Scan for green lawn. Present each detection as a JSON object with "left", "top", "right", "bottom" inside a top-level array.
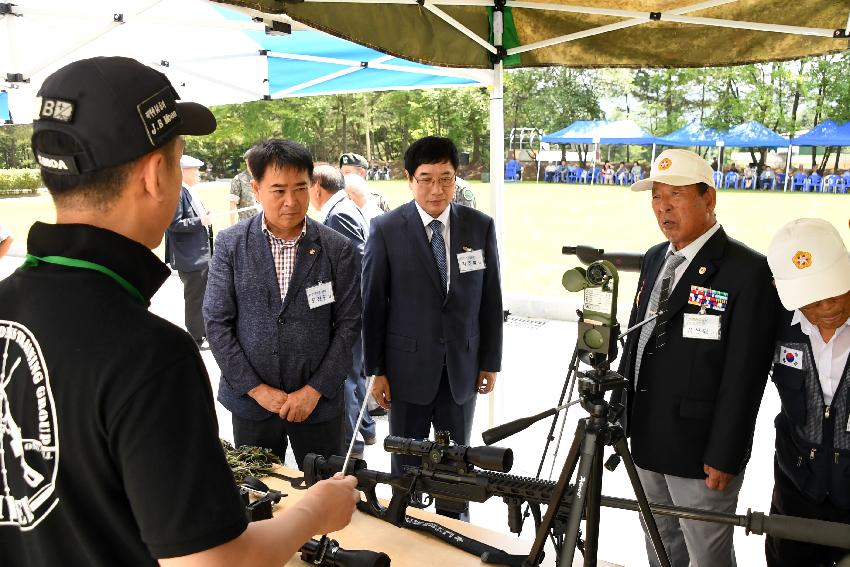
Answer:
[{"left": 3, "top": 181, "right": 848, "bottom": 302}]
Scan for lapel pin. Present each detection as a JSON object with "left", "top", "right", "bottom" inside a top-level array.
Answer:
[
  {"left": 462, "top": 246, "right": 472, "bottom": 252},
  {"left": 308, "top": 248, "right": 317, "bottom": 255},
  {"left": 698, "top": 266, "right": 707, "bottom": 275}
]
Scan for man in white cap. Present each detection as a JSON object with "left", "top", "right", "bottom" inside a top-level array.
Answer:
[
  {"left": 165, "top": 154, "right": 212, "bottom": 349},
  {"left": 765, "top": 219, "right": 850, "bottom": 566},
  {"left": 619, "top": 148, "right": 779, "bottom": 566}
]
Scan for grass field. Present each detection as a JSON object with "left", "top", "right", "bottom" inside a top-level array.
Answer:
[{"left": 3, "top": 180, "right": 849, "bottom": 304}]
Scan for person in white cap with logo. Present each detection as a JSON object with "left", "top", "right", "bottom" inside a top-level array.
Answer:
[
  {"left": 165, "top": 154, "right": 212, "bottom": 349},
  {"left": 618, "top": 148, "right": 779, "bottom": 566},
  {"left": 765, "top": 218, "right": 850, "bottom": 566}
]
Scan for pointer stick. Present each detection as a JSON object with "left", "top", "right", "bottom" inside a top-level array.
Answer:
[{"left": 341, "top": 375, "right": 376, "bottom": 475}]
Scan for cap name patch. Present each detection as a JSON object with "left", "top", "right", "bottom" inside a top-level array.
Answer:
[
  {"left": 792, "top": 250, "right": 813, "bottom": 270},
  {"left": 35, "top": 151, "right": 79, "bottom": 175},
  {"left": 136, "top": 86, "right": 179, "bottom": 147},
  {"left": 38, "top": 98, "right": 75, "bottom": 123}
]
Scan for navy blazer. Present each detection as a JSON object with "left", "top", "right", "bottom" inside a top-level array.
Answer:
[
  {"left": 617, "top": 227, "right": 779, "bottom": 478},
  {"left": 165, "top": 185, "right": 209, "bottom": 272},
  {"left": 204, "top": 215, "right": 362, "bottom": 422},
  {"left": 362, "top": 201, "right": 503, "bottom": 406},
  {"left": 323, "top": 192, "right": 367, "bottom": 259}
]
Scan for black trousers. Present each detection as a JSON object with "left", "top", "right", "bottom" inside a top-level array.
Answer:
[
  {"left": 389, "top": 368, "right": 476, "bottom": 519},
  {"left": 232, "top": 413, "right": 343, "bottom": 471},
  {"left": 766, "top": 461, "right": 850, "bottom": 566},
  {"left": 178, "top": 267, "right": 207, "bottom": 343}
]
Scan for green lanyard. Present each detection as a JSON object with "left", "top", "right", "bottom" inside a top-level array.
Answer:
[{"left": 23, "top": 254, "right": 146, "bottom": 305}]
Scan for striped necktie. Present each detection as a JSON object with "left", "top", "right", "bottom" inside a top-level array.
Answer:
[
  {"left": 633, "top": 252, "right": 686, "bottom": 383},
  {"left": 429, "top": 219, "right": 447, "bottom": 293}
]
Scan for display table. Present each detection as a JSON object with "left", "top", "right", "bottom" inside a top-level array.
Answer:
[{"left": 264, "top": 467, "right": 619, "bottom": 567}]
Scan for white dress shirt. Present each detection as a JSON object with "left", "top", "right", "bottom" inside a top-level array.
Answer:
[
  {"left": 661, "top": 222, "right": 723, "bottom": 290},
  {"left": 415, "top": 201, "right": 451, "bottom": 292},
  {"left": 317, "top": 189, "right": 348, "bottom": 224},
  {"left": 792, "top": 310, "right": 850, "bottom": 405}
]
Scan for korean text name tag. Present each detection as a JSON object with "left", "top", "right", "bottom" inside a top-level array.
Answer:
[
  {"left": 457, "top": 249, "right": 485, "bottom": 273},
  {"left": 683, "top": 313, "right": 721, "bottom": 340},
  {"left": 306, "top": 281, "right": 335, "bottom": 309}
]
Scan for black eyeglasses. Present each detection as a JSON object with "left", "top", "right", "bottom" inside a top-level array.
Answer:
[{"left": 413, "top": 174, "right": 456, "bottom": 189}]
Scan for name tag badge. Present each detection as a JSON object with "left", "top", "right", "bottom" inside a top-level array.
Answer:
[
  {"left": 779, "top": 346, "right": 804, "bottom": 370},
  {"left": 682, "top": 313, "right": 721, "bottom": 340},
  {"left": 457, "top": 249, "right": 485, "bottom": 273},
  {"left": 306, "top": 281, "right": 335, "bottom": 309}
]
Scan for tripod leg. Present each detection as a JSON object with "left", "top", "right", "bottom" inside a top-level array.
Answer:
[
  {"left": 524, "top": 420, "right": 585, "bottom": 566},
  {"left": 582, "top": 443, "right": 605, "bottom": 567},
  {"left": 558, "top": 425, "right": 600, "bottom": 567},
  {"left": 613, "top": 436, "right": 671, "bottom": 567}
]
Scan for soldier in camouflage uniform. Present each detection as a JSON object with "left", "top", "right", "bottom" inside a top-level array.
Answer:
[
  {"left": 452, "top": 176, "right": 477, "bottom": 209},
  {"left": 339, "top": 152, "right": 390, "bottom": 213},
  {"left": 229, "top": 148, "right": 259, "bottom": 224}
]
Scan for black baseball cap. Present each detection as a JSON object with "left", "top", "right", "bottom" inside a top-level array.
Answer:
[
  {"left": 32, "top": 56, "right": 216, "bottom": 175},
  {"left": 339, "top": 152, "right": 368, "bottom": 169}
]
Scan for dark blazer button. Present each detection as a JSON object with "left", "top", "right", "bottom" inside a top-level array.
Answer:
[
  {"left": 272, "top": 350, "right": 278, "bottom": 357},
  {"left": 277, "top": 316, "right": 285, "bottom": 325}
]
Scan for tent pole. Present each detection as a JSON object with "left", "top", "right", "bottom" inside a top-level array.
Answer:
[
  {"left": 784, "top": 144, "right": 792, "bottom": 192},
  {"left": 487, "top": 10, "right": 506, "bottom": 431},
  {"left": 651, "top": 142, "right": 657, "bottom": 164},
  {"left": 591, "top": 142, "right": 598, "bottom": 185}
]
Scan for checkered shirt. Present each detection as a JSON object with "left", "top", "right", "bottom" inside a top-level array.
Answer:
[{"left": 262, "top": 215, "right": 307, "bottom": 300}]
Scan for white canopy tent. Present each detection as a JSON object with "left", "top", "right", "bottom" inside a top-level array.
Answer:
[{"left": 0, "top": 0, "right": 491, "bottom": 122}]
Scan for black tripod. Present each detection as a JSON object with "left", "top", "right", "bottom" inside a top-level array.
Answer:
[{"left": 523, "top": 366, "right": 670, "bottom": 567}]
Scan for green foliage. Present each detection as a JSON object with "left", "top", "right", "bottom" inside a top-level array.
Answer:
[
  {"left": 221, "top": 439, "right": 282, "bottom": 481},
  {"left": 0, "top": 169, "right": 41, "bottom": 197},
  {"left": 0, "top": 125, "right": 37, "bottom": 170}
]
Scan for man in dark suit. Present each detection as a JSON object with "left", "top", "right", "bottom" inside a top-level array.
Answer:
[
  {"left": 309, "top": 164, "right": 375, "bottom": 459},
  {"left": 204, "top": 140, "right": 362, "bottom": 469},
  {"left": 165, "top": 154, "right": 211, "bottom": 349},
  {"left": 620, "top": 149, "right": 778, "bottom": 566},
  {"left": 362, "top": 136, "right": 503, "bottom": 518}
]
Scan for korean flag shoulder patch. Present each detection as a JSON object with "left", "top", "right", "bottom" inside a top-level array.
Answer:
[{"left": 779, "top": 345, "right": 804, "bottom": 369}]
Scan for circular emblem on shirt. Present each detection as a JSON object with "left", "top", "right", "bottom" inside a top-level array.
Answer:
[
  {"left": 0, "top": 320, "right": 59, "bottom": 530},
  {"left": 462, "top": 188, "right": 474, "bottom": 200},
  {"left": 792, "top": 250, "right": 813, "bottom": 270},
  {"left": 658, "top": 158, "right": 673, "bottom": 171}
]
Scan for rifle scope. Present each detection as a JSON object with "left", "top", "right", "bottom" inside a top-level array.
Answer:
[{"left": 383, "top": 435, "right": 513, "bottom": 473}]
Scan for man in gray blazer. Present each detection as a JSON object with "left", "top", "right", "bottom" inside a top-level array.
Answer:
[{"left": 204, "top": 140, "right": 362, "bottom": 468}]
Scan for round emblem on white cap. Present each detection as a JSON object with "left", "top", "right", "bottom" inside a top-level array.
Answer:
[{"left": 792, "top": 250, "right": 813, "bottom": 270}]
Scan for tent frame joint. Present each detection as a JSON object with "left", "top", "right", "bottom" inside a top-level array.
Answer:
[
  {"left": 113, "top": 13, "right": 124, "bottom": 23},
  {"left": 649, "top": 12, "right": 662, "bottom": 21},
  {"left": 834, "top": 28, "right": 848, "bottom": 39},
  {"left": 493, "top": 0, "right": 507, "bottom": 11},
  {"left": 489, "top": 46, "right": 508, "bottom": 64},
  {"left": 5, "top": 73, "right": 27, "bottom": 84},
  {"left": 0, "top": 3, "right": 16, "bottom": 16}
]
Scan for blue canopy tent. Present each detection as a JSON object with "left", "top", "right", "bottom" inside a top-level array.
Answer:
[
  {"left": 790, "top": 120, "right": 850, "bottom": 146},
  {"left": 0, "top": 91, "right": 9, "bottom": 123},
  {"left": 789, "top": 120, "right": 850, "bottom": 192},
  {"left": 717, "top": 121, "right": 790, "bottom": 191},
  {"left": 655, "top": 122, "right": 723, "bottom": 147},
  {"left": 721, "top": 120, "right": 789, "bottom": 148},
  {"left": 541, "top": 120, "right": 656, "bottom": 184}
]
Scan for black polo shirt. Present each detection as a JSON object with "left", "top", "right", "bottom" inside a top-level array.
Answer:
[{"left": 0, "top": 222, "right": 246, "bottom": 565}]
